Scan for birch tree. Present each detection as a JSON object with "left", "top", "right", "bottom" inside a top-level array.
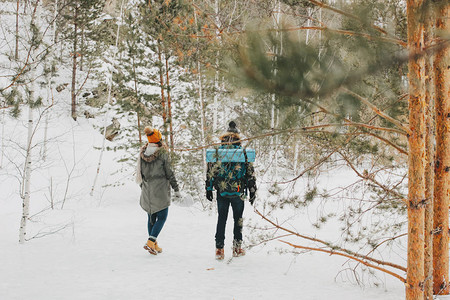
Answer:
[{"left": 18, "top": 0, "right": 44, "bottom": 244}]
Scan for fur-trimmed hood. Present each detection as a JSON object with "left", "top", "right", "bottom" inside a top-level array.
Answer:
[
  {"left": 219, "top": 132, "right": 241, "bottom": 143},
  {"left": 140, "top": 143, "right": 164, "bottom": 163}
]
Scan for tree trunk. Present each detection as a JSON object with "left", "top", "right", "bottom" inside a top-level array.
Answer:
[
  {"left": 71, "top": 2, "right": 78, "bottom": 121},
  {"left": 16, "top": 0, "right": 19, "bottom": 60},
  {"left": 271, "top": 0, "right": 281, "bottom": 178},
  {"left": 157, "top": 42, "right": 167, "bottom": 137},
  {"left": 19, "top": 102, "right": 33, "bottom": 243},
  {"left": 213, "top": 0, "right": 219, "bottom": 133},
  {"left": 165, "top": 54, "right": 174, "bottom": 150},
  {"left": 53, "top": 0, "right": 58, "bottom": 44},
  {"left": 406, "top": 0, "right": 426, "bottom": 299},
  {"left": 198, "top": 61, "right": 207, "bottom": 177},
  {"left": 193, "top": 3, "right": 207, "bottom": 176},
  {"left": 80, "top": 24, "right": 84, "bottom": 71},
  {"left": 432, "top": 2, "right": 450, "bottom": 295},
  {"left": 132, "top": 58, "right": 142, "bottom": 145},
  {"left": 423, "top": 4, "right": 435, "bottom": 299},
  {"left": 213, "top": 57, "right": 219, "bottom": 133}
]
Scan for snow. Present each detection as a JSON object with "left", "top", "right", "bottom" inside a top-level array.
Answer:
[
  {"left": 0, "top": 1, "right": 406, "bottom": 299},
  {"left": 0, "top": 191, "right": 405, "bottom": 300},
  {"left": 0, "top": 119, "right": 405, "bottom": 300},
  {"left": 0, "top": 84, "right": 406, "bottom": 300}
]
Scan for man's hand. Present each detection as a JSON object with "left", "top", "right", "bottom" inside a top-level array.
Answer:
[
  {"left": 249, "top": 192, "right": 256, "bottom": 205},
  {"left": 206, "top": 190, "right": 213, "bottom": 201}
]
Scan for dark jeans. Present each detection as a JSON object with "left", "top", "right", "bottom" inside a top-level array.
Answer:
[
  {"left": 147, "top": 207, "right": 168, "bottom": 240},
  {"left": 215, "top": 194, "right": 244, "bottom": 249}
]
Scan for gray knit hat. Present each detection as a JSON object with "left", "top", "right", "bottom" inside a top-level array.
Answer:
[{"left": 227, "top": 121, "right": 239, "bottom": 134}]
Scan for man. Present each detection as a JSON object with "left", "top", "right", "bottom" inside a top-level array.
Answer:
[{"left": 206, "top": 121, "right": 257, "bottom": 260}]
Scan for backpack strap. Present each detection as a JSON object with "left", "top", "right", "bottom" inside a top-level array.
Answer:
[
  {"left": 243, "top": 148, "right": 248, "bottom": 195},
  {"left": 243, "top": 148, "right": 248, "bottom": 164}
]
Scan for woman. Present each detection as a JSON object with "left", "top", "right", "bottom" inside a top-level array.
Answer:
[{"left": 136, "top": 126, "right": 181, "bottom": 255}]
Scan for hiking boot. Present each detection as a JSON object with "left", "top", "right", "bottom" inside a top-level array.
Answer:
[
  {"left": 232, "top": 240, "right": 245, "bottom": 257},
  {"left": 154, "top": 241, "right": 162, "bottom": 253},
  {"left": 144, "top": 240, "right": 157, "bottom": 255},
  {"left": 232, "top": 247, "right": 246, "bottom": 257},
  {"left": 215, "top": 248, "right": 225, "bottom": 260}
]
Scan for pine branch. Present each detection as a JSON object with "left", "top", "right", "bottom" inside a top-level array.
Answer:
[
  {"left": 341, "top": 88, "right": 411, "bottom": 135},
  {"left": 360, "top": 132, "right": 407, "bottom": 155},
  {"left": 276, "top": 149, "right": 336, "bottom": 184},
  {"left": 174, "top": 26, "right": 406, "bottom": 47},
  {"left": 337, "top": 150, "right": 407, "bottom": 205},
  {"left": 302, "top": 0, "right": 390, "bottom": 37},
  {"left": 254, "top": 209, "right": 407, "bottom": 273},
  {"left": 302, "top": 122, "right": 407, "bottom": 135},
  {"left": 279, "top": 240, "right": 406, "bottom": 283}
]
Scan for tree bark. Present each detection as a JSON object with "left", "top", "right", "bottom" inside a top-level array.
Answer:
[
  {"left": 432, "top": 2, "right": 450, "bottom": 296},
  {"left": 19, "top": 94, "right": 33, "bottom": 244},
  {"left": 16, "top": 0, "right": 19, "bottom": 60},
  {"left": 157, "top": 42, "right": 167, "bottom": 136},
  {"left": 406, "top": 0, "right": 426, "bottom": 299},
  {"left": 423, "top": 4, "right": 435, "bottom": 299},
  {"left": 53, "top": 0, "right": 58, "bottom": 44},
  {"left": 132, "top": 58, "right": 142, "bottom": 145},
  {"left": 193, "top": 3, "right": 207, "bottom": 176},
  {"left": 165, "top": 54, "right": 174, "bottom": 150},
  {"left": 71, "top": 2, "right": 78, "bottom": 121},
  {"left": 213, "top": 0, "right": 219, "bottom": 133},
  {"left": 80, "top": 24, "right": 84, "bottom": 71}
]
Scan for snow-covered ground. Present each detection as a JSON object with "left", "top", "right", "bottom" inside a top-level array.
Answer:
[
  {"left": 0, "top": 78, "right": 406, "bottom": 299},
  {"left": 0, "top": 188, "right": 405, "bottom": 300},
  {"left": 0, "top": 113, "right": 405, "bottom": 300}
]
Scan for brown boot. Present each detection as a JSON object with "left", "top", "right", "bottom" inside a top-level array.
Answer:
[
  {"left": 232, "top": 247, "right": 246, "bottom": 257},
  {"left": 154, "top": 241, "right": 163, "bottom": 253},
  {"left": 232, "top": 240, "right": 245, "bottom": 257},
  {"left": 143, "top": 240, "right": 157, "bottom": 255},
  {"left": 215, "top": 248, "right": 225, "bottom": 260}
]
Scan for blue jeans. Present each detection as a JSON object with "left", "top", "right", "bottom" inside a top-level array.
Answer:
[
  {"left": 147, "top": 208, "right": 168, "bottom": 240},
  {"left": 215, "top": 194, "right": 244, "bottom": 249}
]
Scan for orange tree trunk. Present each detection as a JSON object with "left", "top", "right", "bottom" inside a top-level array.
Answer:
[
  {"left": 406, "top": 0, "right": 426, "bottom": 299},
  {"left": 423, "top": 4, "right": 435, "bottom": 299},
  {"left": 432, "top": 2, "right": 450, "bottom": 295}
]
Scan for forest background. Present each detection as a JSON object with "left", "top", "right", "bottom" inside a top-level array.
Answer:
[{"left": 0, "top": 0, "right": 449, "bottom": 299}]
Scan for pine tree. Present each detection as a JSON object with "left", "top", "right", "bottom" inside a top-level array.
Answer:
[{"left": 57, "top": 0, "right": 106, "bottom": 120}]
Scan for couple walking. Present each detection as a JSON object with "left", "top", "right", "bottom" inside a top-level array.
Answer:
[{"left": 136, "top": 122, "right": 257, "bottom": 260}]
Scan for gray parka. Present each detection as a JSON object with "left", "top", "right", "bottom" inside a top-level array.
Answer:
[{"left": 138, "top": 144, "right": 179, "bottom": 215}]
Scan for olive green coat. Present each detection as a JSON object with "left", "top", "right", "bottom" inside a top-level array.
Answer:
[{"left": 138, "top": 144, "right": 179, "bottom": 215}]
